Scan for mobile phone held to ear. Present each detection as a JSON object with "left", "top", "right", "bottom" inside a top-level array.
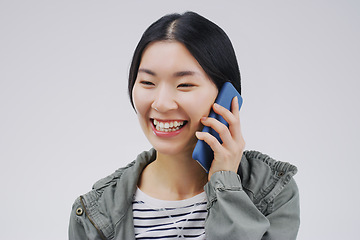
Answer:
[{"left": 192, "top": 82, "right": 243, "bottom": 172}]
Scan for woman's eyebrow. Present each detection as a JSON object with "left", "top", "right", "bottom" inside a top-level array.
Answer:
[
  {"left": 173, "top": 71, "right": 197, "bottom": 77},
  {"left": 138, "top": 68, "right": 198, "bottom": 77},
  {"left": 138, "top": 68, "right": 156, "bottom": 76}
]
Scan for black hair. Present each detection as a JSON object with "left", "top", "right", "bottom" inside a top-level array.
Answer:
[{"left": 128, "top": 11, "right": 241, "bottom": 108}]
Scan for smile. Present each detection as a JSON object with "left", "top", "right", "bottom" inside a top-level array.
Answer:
[{"left": 152, "top": 119, "right": 187, "bottom": 132}]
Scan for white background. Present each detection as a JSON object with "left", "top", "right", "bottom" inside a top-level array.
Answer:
[{"left": 1, "top": 1, "right": 359, "bottom": 239}]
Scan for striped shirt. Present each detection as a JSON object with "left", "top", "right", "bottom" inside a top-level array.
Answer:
[{"left": 133, "top": 188, "right": 208, "bottom": 239}]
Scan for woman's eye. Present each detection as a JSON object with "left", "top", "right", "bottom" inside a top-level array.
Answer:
[
  {"left": 140, "top": 81, "right": 154, "bottom": 86},
  {"left": 178, "top": 83, "right": 194, "bottom": 88}
]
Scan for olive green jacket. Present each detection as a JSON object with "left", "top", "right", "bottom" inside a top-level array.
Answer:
[{"left": 69, "top": 149, "right": 300, "bottom": 240}]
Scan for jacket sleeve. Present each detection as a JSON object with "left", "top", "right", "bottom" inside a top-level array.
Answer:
[
  {"left": 204, "top": 171, "right": 300, "bottom": 240},
  {"left": 68, "top": 197, "right": 104, "bottom": 240},
  {"left": 262, "top": 178, "right": 300, "bottom": 239}
]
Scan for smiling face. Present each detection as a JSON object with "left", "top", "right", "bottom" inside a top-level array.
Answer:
[{"left": 132, "top": 41, "right": 218, "bottom": 156}]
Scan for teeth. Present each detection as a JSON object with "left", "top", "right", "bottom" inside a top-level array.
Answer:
[{"left": 153, "top": 119, "right": 185, "bottom": 132}]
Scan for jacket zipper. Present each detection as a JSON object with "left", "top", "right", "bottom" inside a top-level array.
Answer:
[{"left": 80, "top": 196, "right": 107, "bottom": 240}]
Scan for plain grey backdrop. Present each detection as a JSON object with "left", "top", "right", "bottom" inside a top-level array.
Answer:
[{"left": 1, "top": 0, "right": 359, "bottom": 239}]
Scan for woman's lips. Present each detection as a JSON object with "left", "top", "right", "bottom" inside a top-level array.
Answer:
[{"left": 151, "top": 119, "right": 188, "bottom": 137}]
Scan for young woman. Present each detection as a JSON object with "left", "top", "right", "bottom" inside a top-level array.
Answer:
[{"left": 69, "top": 11, "right": 300, "bottom": 240}]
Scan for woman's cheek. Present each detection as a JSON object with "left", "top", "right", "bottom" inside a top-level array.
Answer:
[{"left": 133, "top": 87, "right": 149, "bottom": 114}]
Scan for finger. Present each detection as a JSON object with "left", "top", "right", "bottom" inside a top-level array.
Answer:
[
  {"left": 212, "top": 97, "right": 242, "bottom": 141},
  {"left": 227, "top": 97, "right": 242, "bottom": 140},
  {"left": 212, "top": 102, "right": 236, "bottom": 125},
  {"left": 212, "top": 96, "right": 239, "bottom": 126},
  {"left": 195, "top": 131, "right": 223, "bottom": 153},
  {"left": 200, "top": 117, "right": 233, "bottom": 146},
  {"left": 231, "top": 96, "right": 240, "bottom": 116}
]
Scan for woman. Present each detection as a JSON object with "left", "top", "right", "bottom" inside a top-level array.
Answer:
[{"left": 69, "top": 11, "right": 300, "bottom": 240}]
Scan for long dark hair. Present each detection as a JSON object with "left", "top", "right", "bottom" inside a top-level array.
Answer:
[{"left": 128, "top": 11, "right": 241, "bottom": 108}]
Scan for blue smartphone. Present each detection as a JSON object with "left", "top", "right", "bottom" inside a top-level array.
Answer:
[{"left": 192, "top": 82, "right": 243, "bottom": 172}]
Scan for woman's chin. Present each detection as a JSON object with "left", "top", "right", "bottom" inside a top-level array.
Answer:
[
  {"left": 154, "top": 145, "right": 184, "bottom": 156},
  {"left": 152, "top": 142, "right": 196, "bottom": 158}
]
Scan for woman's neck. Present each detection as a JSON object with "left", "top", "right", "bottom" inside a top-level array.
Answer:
[{"left": 138, "top": 150, "right": 208, "bottom": 201}]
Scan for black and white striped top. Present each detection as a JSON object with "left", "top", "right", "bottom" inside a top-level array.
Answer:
[{"left": 133, "top": 187, "right": 208, "bottom": 239}]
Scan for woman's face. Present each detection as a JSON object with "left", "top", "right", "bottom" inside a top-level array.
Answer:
[{"left": 132, "top": 41, "right": 218, "bottom": 156}]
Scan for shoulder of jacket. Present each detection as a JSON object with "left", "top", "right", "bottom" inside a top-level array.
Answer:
[
  {"left": 91, "top": 160, "right": 136, "bottom": 191},
  {"left": 91, "top": 148, "right": 157, "bottom": 191},
  {"left": 69, "top": 149, "right": 157, "bottom": 239},
  {"left": 69, "top": 160, "right": 136, "bottom": 229},
  {"left": 240, "top": 150, "right": 298, "bottom": 208},
  {"left": 243, "top": 150, "right": 297, "bottom": 177},
  {"left": 73, "top": 148, "right": 156, "bottom": 211},
  {"left": 71, "top": 160, "right": 136, "bottom": 214}
]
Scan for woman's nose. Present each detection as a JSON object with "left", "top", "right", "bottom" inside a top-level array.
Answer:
[{"left": 151, "top": 87, "right": 178, "bottom": 112}]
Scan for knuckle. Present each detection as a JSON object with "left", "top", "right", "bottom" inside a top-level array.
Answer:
[
  {"left": 208, "top": 136, "right": 219, "bottom": 146},
  {"left": 218, "top": 124, "right": 228, "bottom": 134},
  {"left": 229, "top": 116, "right": 239, "bottom": 125}
]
